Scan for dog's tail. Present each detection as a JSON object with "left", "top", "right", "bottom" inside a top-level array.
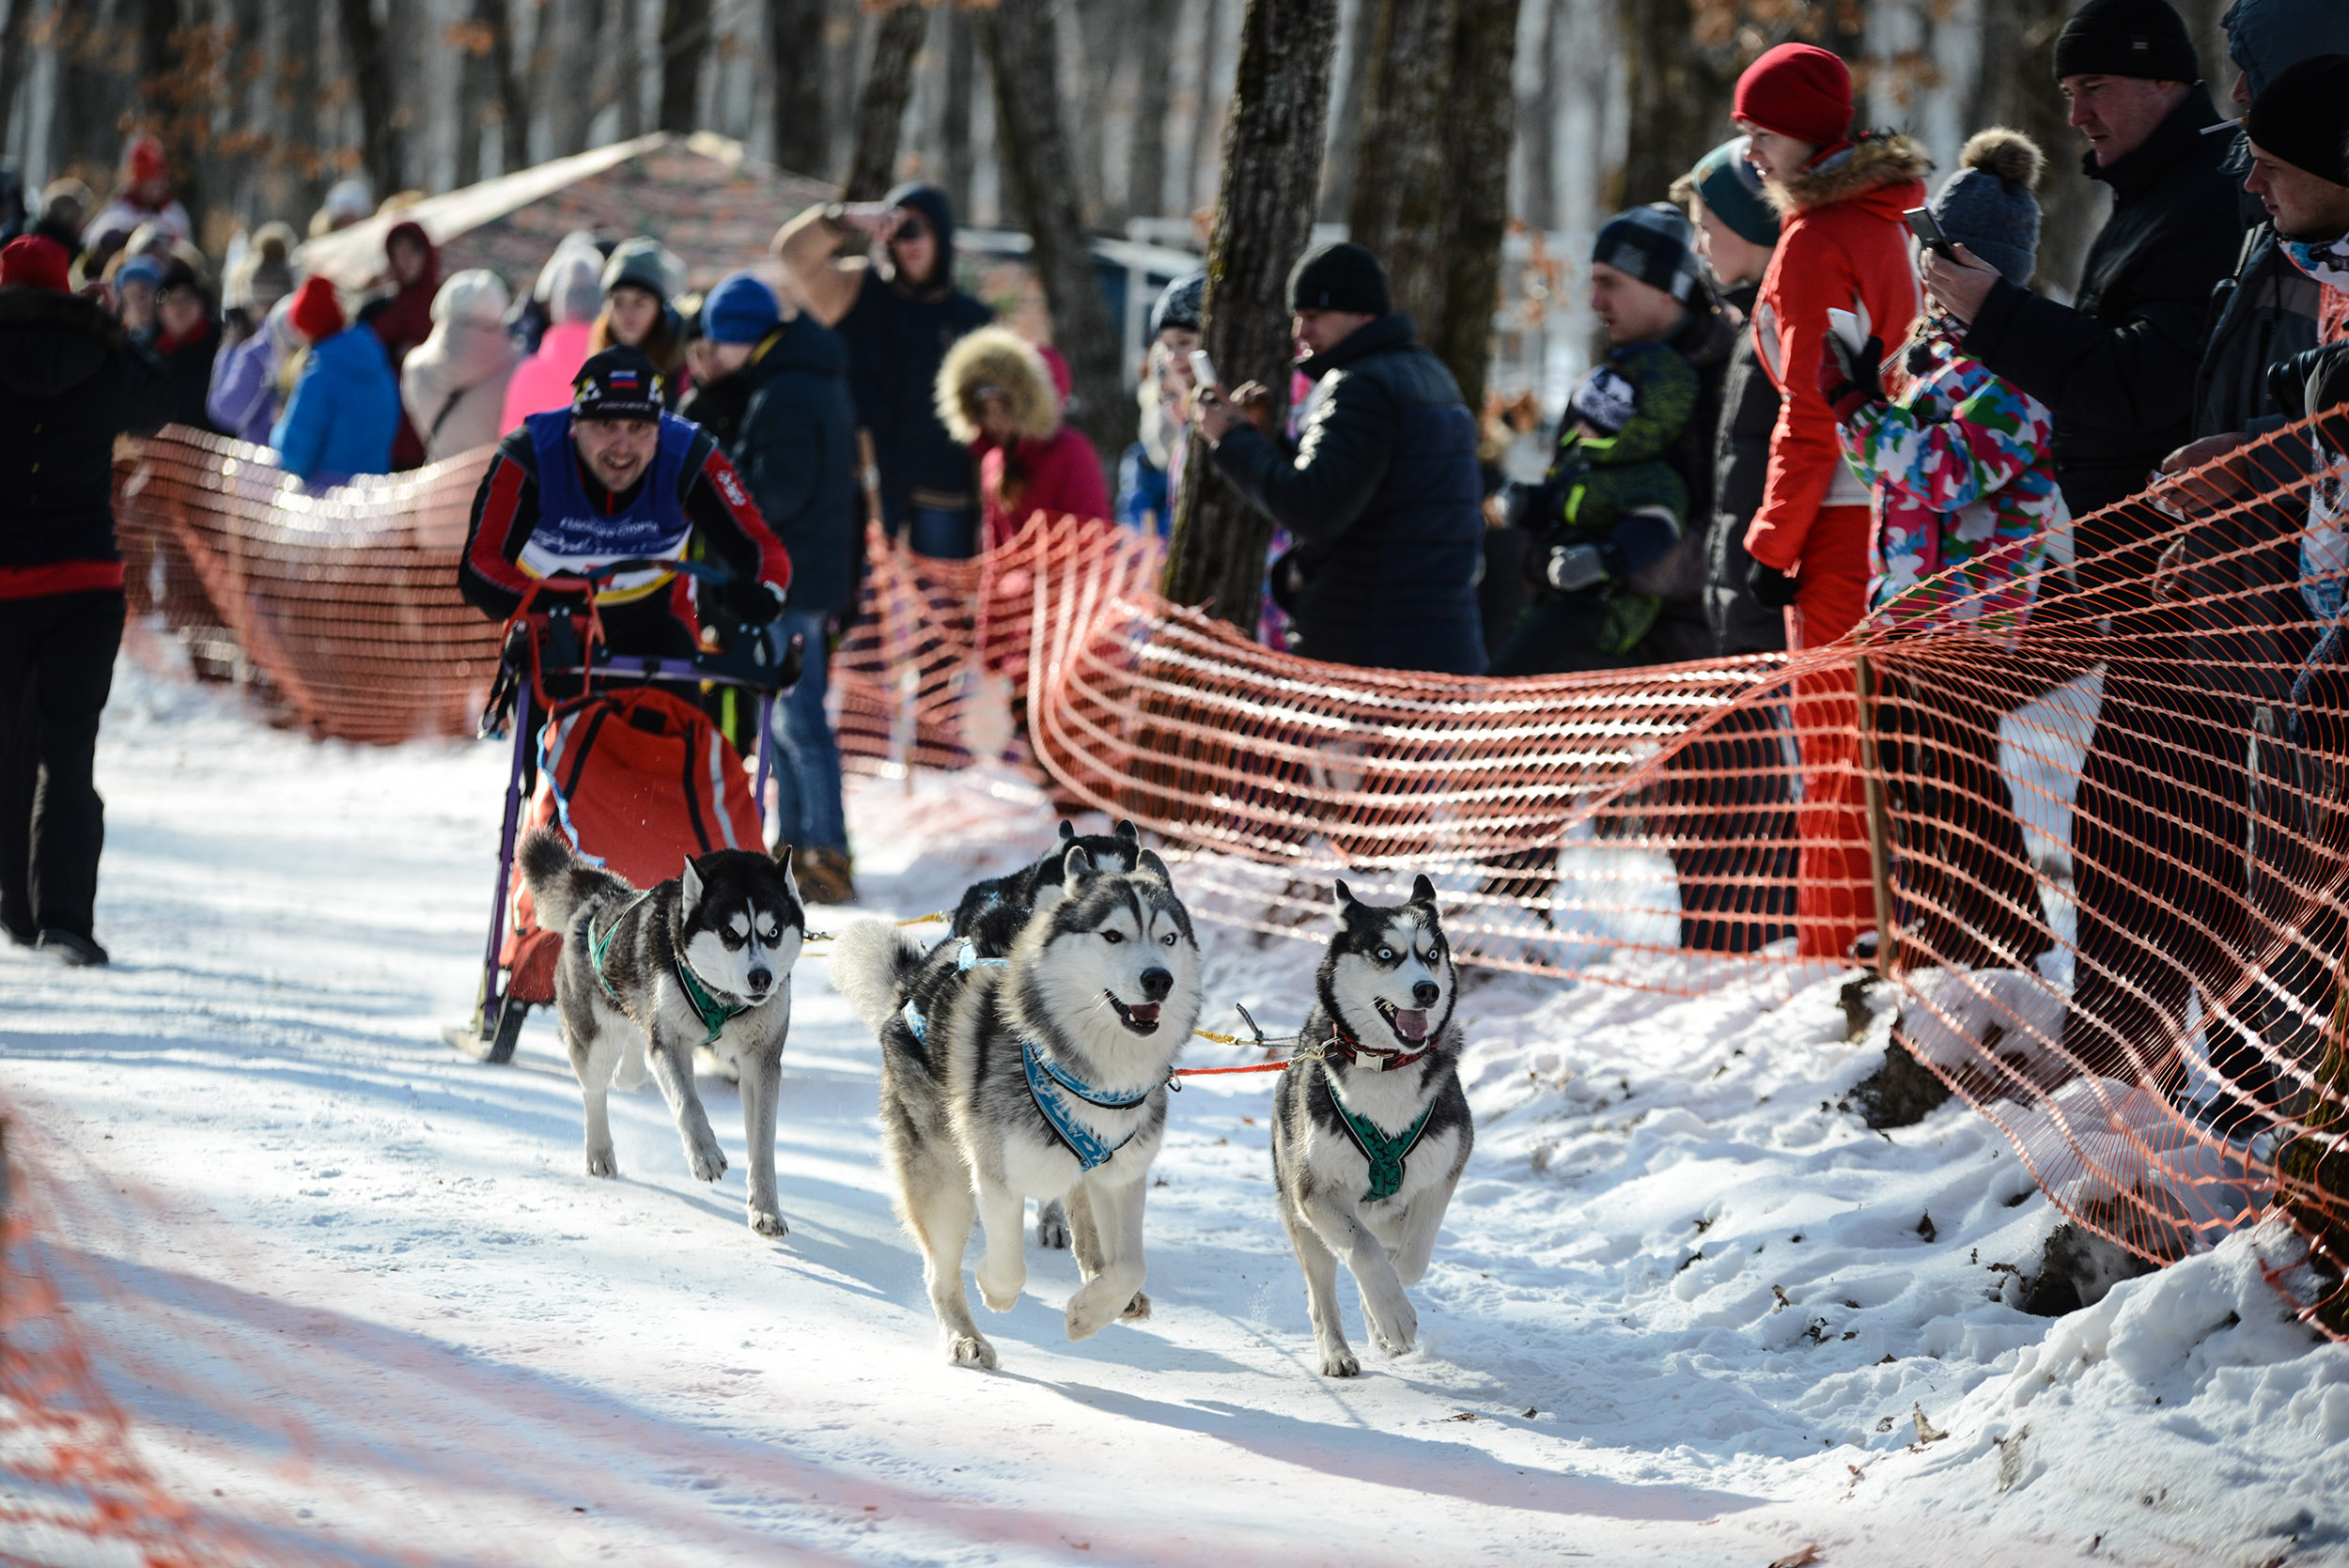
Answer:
[
  {"left": 827, "top": 919, "right": 927, "bottom": 1036},
  {"left": 519, "top": 827, "right": 626, "bottom": 933}
]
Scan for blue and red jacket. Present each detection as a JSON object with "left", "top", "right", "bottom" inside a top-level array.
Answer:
[{"left": 459, "top": 409, "right": 790, "bottom": 638}]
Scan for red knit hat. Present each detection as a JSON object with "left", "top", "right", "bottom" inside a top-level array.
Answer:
[
  {"left": 288, "top": 274, "right": 345, "bottom": 342},
  {"left": 1, "top": 235, "right": 70, "bottom": 293},
  {"left": 125, "top": 135, "right": 167, "bottom": 186},
  {"left": 1734, "top": 43, "right": 1855, "bottom": 149}
]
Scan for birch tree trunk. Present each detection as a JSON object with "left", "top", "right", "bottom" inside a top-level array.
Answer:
[
  {"left": 1429, "top": 0, "right": 1517, "bottom": 414},
  {"left": 843, "top": 0, "right": 926, "bottom": 200},
  {"left": 940, "top": 4, "right": 974, "bottom": 213},
  {"left": 981, "top": 0, "right": 1132, "bottom": 485},
  {"left": 1160, "top": 0, "right": 1340, "bottom": 621},
  {"left": 0, "top": 0, "right": 32, "bottom": 164},
  {"left": 1346, "top": 0, "right": 1457, "bottom": 334},
  {"left": 768, "top": 0, "right": 830, "bottom": 179}
]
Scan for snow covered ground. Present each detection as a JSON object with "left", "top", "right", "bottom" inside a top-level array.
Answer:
[{"left": 6, "top": 659, "right": 2349, "bottom": 1567}]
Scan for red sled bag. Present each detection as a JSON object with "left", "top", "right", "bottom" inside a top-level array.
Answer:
[{"left": 501, "top": 686, "right": 764, "bottom": 1004}]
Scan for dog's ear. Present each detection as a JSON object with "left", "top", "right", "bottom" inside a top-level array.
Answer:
[
  {"left": 773, "top": 843, "right": 801, "bottom": 905},
  {"left": 1134, "top": 848, "right": 1173, "bottom": 885},
  {"left": 681, "top": 856, "right": 705, "bottom": 908},
  {"left": 1332, "top": 878, "right": 1358, "bottom": 918},
  {"left": 1062, "top": 846, "right": 1097, "bottom": 894},
  {"left": 1114, "top": 819, "right": 1141, "bottom": 850},
  {"left": 1410, "top": 873, "right": 1439, "bottom": 908},
  {"left": 1058, "top": 820, "right": 1077, "bottom": 844}
]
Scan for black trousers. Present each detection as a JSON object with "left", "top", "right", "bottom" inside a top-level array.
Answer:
[
  {"left": 1874, "top": 666, "right": 2053, "bottom": 973},
  {"left": 2059, "top": 663, "right": 2253, "bottom": 1094},
  {"left": 1664, "top": 697, "right": 1797, "bottom": 954},
  {"left": 1, "top": 589, "right": 125, "bottom": 942}
]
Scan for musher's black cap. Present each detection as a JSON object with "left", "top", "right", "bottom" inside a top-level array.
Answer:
[{"left": 571, "top": 347, "right": 665, "bottom": 422}]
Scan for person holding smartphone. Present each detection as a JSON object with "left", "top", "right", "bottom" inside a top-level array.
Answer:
[{"left": 770, "top": 184, "right": 992, "bottom": 560}]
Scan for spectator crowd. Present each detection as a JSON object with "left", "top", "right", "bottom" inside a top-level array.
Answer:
[{"left": 7, "top": 0, "right": 2349, "bottom": 1157}]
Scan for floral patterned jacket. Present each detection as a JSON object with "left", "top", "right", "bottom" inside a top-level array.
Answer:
[{"left": 1838, "top": 326, "right": 2063, "bottom": 632}]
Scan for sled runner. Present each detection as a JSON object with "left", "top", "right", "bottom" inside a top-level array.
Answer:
[{"left": 444, "top": 556, "right": 802, "bottom": 1063}]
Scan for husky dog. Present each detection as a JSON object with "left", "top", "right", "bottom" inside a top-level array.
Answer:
[
  {"left": 519, "top": 828, "right": 805, "bottom": 1237},
  {"left": 951, "top": 818, "right": 1144, "bottom": 1248},
  {"left": 1271, "top": 876, "right": 1472, "bottom": 1377},
  {"left": 832, "top": 847, "right": 1202, "bottom": 1368}
]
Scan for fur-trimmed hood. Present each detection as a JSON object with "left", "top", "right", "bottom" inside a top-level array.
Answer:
[
  {"left": 1766, "top": 132, "right": 1934, "bottom": 216},
  {"left": 936, "top": 324, "right": 1061, "bottom": 445}
]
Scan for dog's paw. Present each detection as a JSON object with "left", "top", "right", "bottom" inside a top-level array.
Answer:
[
  {"left": 1318, "top": 1345, "right": 1361, "bottom": 1378},
  {"left": 585, "top": 1148, "right": 618, "bottom": 1179},
  {"left": 1367, "top": 1296, "right": 1419, "bottom": 1358},
  {"left": 1065, "top": 1277, "right": 1135, "bottom": 1341},
  {"left": 1035, "top": 1200, "right": 1072, "bottom": 1250},
  {"left": 748, "top": 1206, "right": 788, "bottom": 1238},
  {"left": 687, "top": 1138, "right": 728, "bottom": 1184},
  {"left": 948, "top": 1334, "right": 998, "bottom": 1371},
  {"left": 1119, "top": 1291, "right": 1152, "bottom": 1322},
  {"left": 975, "top": 1259, "right": 1024, "bottom": 1313}
]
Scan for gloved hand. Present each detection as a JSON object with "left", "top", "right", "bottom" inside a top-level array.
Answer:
[
  {"left": 1748, "top": 558, "right": 1800, "bottom": 611},
  {"left": 1544, "top": 543, "right": 1610, "bottom": 593},
  {"left": 1816, "top": 330, "right": 1887, "bottom": 424},
  {"left": 722, "top": 577, "right": 786, "bottom": 625}
]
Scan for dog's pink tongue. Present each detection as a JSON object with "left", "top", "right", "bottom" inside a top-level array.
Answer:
[
  {"left": 1128, "top": 1003, "right": 1160, "bottom": 1024},
  {"left": 1393, "top": 1008, "right": 1428, "bottom": 1041}
]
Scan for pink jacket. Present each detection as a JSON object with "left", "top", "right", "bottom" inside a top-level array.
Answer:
[{"left": 499, "top": 320, "right": 595, "bottom": 434}]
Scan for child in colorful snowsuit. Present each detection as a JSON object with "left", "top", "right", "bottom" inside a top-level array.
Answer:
[
  {"left": 1823, "top": 127, "right": 2061, "bottom": 974},
  {"left": 1488, "top": 340, "right": 1697, "bottom": 674}
]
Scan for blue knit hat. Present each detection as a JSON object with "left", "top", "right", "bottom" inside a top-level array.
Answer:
[
  {"left": 1927, "top": 129, "right": 2045, "bottom": 287},
  {"left": 1591, "top": 203, "right": 1704, "bottom": 303},
  {"left": 702, "top": 272, "right": 780, "bottom": 346},
  {"left": 1688, "top": 139, "right": 1780, "bottom": 249}
]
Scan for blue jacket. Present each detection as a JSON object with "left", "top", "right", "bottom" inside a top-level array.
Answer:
[
  {"left": 271, "top": 325, "right": 399, "bottom": 481},
  {"left": 727, "top": 315, "right": 861, "bottom": 616},
  {"left": 1115, "top": 442, "right": 1169, "bottom": 536},
  {"left": 1209, "top": 315, "right": 1486, "bottom": 675}
]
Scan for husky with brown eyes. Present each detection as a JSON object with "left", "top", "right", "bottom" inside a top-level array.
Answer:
[
  {"left": 1270, "top": 876, "right": 1472, "bottom": 1377},
  {"left": 832, "top": 847, "right": 1202, "bottom": 1370}
]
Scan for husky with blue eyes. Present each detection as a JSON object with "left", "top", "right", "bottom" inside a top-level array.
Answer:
[
  {"left": 520, "top": 828, "right": 805, "bottom": 1237},
  {"left": 1271, "top": 875, "right": 1472, "bottom": 1377},
  {"left": 832, "top": 846, "right": 1202, "bottom": 1369}
]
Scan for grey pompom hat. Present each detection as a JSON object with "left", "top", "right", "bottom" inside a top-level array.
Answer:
[{"left": 1927, "top": 128, "right": 2045, "bottom": 287}]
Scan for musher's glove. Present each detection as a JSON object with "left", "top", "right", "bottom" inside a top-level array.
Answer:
[
  {"left": 1817, "top": 330, "right": 1887, "bottom": 425},
  {"left": 723, "top": 578, "right": 786, "bottom": 625},
  {"left": 1747, "top": 559, "right": 1800, "bottom": 611},
  {"left": 1544, "top": 543, "right": 1610, "bottom": 593}
]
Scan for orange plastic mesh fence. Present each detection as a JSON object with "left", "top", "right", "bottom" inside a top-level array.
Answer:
[
  {"left": 114, "top": 429, "right": 504, "bottom": 744},
  {"left": 80, "top": 418, "right": 2349, "bottom": 1351}
]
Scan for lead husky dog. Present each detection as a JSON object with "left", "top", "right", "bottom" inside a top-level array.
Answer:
[
  {"left": 951, "top": 818, "right": 1144, "bottom": 1250},
  {"left": 832, "top": 847, "right": 1202, "bottom": 1368},
  {"left": 520, "top": 827, "right": 805, "bottom": 1237},
  {"left": 1271, "top": 876, "right": 1472, "bottom": 1376}
]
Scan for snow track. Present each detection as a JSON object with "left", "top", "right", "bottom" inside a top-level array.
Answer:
[{"left": 3, "top": 662, "right": 2345, "bottom": 1566}]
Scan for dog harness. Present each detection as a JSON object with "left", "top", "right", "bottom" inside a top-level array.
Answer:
[
  {"left": 898, "top": 940, "right": 1005, "bottom": 1046},
  {"left": 1022, "top": 1039, "right": 1156, "bottom": 1172},
  {"left": 586, "top": 891, "right": 755, "bottom": 1048},
  {"left": 1324, "top": 1076, "right": 1439, "bottom": 1203}
]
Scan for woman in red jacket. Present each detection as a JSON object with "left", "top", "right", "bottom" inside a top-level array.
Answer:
[
  {"left": 935, "top": 326, "right": 1110, "bottom": 550},
  {"left": 1733, "top": 42, "right": 1930, "bottom": 960}
]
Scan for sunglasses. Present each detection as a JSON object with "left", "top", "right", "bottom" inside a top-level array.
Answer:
[{"left": 892, "top": 219, "right": 930, "bottom": 243}]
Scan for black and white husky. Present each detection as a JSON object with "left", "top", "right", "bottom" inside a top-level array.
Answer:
[
  {"left": 832, "top": 847, "right": 1202, "bottom": 1369},
  {"left": 951, "top": 817, "right": 1144, "bottom": 1249},
  {"left": 519, "top": 827, "right": 805, "bottom": 1237},
  {"left": 1271, "top": 876, "right": 1472, "bottom": 1377}
]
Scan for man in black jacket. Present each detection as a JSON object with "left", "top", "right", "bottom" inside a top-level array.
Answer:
[
  {"left": 0, "top": 235, "right": 163, "bottom": 966},
  {"left": 693, "top": 272, "right": 862, "bottom": 904},
  {"left": 1925, "top": 0, "right": 2243, "bottom": 559},
  {"left": 1197, "top": 242, "right": 1486, "bottom": 675}
]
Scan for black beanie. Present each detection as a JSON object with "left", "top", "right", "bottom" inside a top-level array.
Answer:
[
  {"left": 2052, "top": 0, "right": 2199, "bottom": 83},
  {"left": 2246, "top": 54, "right": 2349, "bottom": 188},
  {"left": 1286, "top": 241, "right": 1392, "bottom": 317}
]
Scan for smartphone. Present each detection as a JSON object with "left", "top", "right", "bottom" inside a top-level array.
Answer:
[
  {"left": 1188, "top": 349, "right": 1221, "bottom": 394},
  {"left": 1903, "top": 206, "right": 1957, "bottom": 260},
  {"left": 1825, "top": 306, "right": 1869, "bottom": 358}
]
